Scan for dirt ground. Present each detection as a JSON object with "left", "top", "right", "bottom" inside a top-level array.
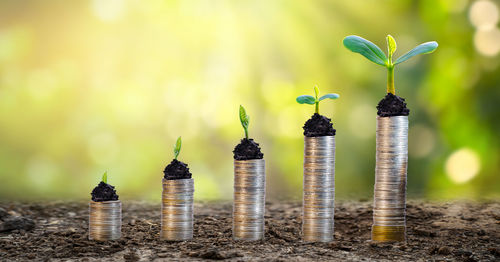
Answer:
[{"left": 0, "top": 200, "right": 499, "bottom": 261}]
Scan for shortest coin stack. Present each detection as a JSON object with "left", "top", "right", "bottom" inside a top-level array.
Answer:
[
  {"left": 233, "top": 159, "right": 266, "bottom": 241},
  {"left": 161, "top": 178, "right": 194, "bottom": 241},
  {"left": 89, "top": 200, "right": 122, "bottom": 241}
]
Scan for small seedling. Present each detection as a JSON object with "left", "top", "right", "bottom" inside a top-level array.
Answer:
[
  {"left": 239, "top": 105, "right": 250, "bottom": 139},
  {"left": 343, "top": 35, "right": 438, "bottom": 94},
  {"left": 296, "top": 86, "right": 339, "bottom": 114},
  {"left": 174, "top": 136, "right": 182, "bottom": 160},
  {"left": 102, "top": 171, "right": 107, "bottom": 184}
]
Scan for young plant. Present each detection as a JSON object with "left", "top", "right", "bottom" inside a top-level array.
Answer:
[
  {"left": 102, "top": 171, "right": 107, "bottom": 184},
  {"left": 343, "top": 35, "right": 438, "bottom": 95},
  {"left": 174, "top": 136, "right": 182, "bottom": 160},
  {"left": 296, "top": 86, "right": 339, "bottom": 114},
  {"left": 239, "top": 105, "right": 250, "bottom": 139}
]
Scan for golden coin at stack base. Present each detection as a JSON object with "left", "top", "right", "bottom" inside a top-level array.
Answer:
[{"left": 372, "top": 225, "right": 406, "bottom": 242}]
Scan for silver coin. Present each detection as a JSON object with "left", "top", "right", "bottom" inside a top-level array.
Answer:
[
  {"left": 89, "top": 200, "right": 122, "bottom": 241},
  {"left": 161, "top": 178, "right": 194, "bottom": 241},
  {"left": 233, "top": 159, "right": 266, "bottom": 241},
  {"left": 372, "top": 116, "right": 408, "bottom": 232},
  {"left": 302, "top": 136, "right": 335, "bottom": 243}
]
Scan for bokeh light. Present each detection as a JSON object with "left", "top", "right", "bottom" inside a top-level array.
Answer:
[
  {"left": 470, "top": 0, "right": 500, "bottom": 57},
  {"left": 92, "top": 0, "right": 126, "bottom": 22},
  {"left": 469, "top": 0, "right": 499, "bottom": 30},
  {"left": 445, "top": 148, "right": 481, "bottom": 184},
  {"left": 474, "top": 28, "right": 500, "bottom": 56}
]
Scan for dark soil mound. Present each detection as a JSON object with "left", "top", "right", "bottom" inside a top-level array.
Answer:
[
  {"left": 377, "top": 93, "right": 410, "bottom": 117},
  {"left": 91, "top": 182, "right": 119, "bottom": 202},
  {"left": 233, "top": 138, "right": 264, "bottom": 160},
  {"left": 163, "top": 159, "right": 192, "bottom": 180},
  {"left": 0, "top": 207, "right": 35, "bottom": 233},
  {"left": 0, "top": 217, "right": 35, "bottom": 233},
  {"left": 303, "top": 113, "right": 336, "bottom": 137}
]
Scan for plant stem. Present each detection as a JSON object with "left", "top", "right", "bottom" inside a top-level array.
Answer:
[
  {"left": 387, "top": 66, "right": 395, "bottom": 94},
  {"left": 315, "top": 102, "right": 319, "bottom": 114},
  {"left": 244, "top": 128, "right": 248, "bottom": 139}
]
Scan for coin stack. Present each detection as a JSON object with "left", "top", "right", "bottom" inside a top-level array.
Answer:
[
  {"left": 161, "top": 178, "right": 194, "bottom": 241},
  {"left": 233, "top": 159, "right": 266, "bottom": 241},
  {"left": 372, "top": 116, "right": 408, "bottom": 242},
  {"left": 302, "top": 136, "right": 336, "bottom": 242},
  {"left": 88, "top": 200, "right": 122, "bottom": 241}
]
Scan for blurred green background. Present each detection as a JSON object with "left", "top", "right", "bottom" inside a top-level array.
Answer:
[{"left": 0, "top": 0, "right": 499, "bottom": 201}]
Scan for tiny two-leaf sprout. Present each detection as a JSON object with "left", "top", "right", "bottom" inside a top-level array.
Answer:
[
  {"left": 343, "top": 35, "right": 438, "bottom": 95},
  {"left": 239, "top": 105, "right": 250, "bottom": 139},
  {"left": 174, "top": 136, "right": 182, "bottom": 160},
  {"left": 296, "top": 85, "right": 339, "bottom": 114},
  {"left": 102, "top": 171, "right": 108, "bottom": 184}
]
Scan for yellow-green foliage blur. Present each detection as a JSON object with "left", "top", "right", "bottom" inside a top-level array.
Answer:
[{"left": 0, "top": 0, "right": 499, "bottom": 201}]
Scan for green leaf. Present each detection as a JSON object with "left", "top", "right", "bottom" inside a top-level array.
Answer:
[
  {"left": 239, "top": 105, "right": 249, "bottom": 128},
  {"left": 343, "top": 35, "right": 388, "bottom": 66},
  {"left": 386, "top": 35, "right": 397, "bottom": 58},
  {"left": 102, "top": 171, "right": 107, "bottom": 184},
  {"left": 395, "top": 41, "right": 438, "bottom": 65},
  {"left": 314, "top": 85, "right": 320, "bottom": 99},
  {"left": 174, "top": 136, "right": 182, "bottom": 159},
  {"left": 296, "top": 95, "right": 316, "bottom": 105},
  {"left": 319, "top": 93, "right": 340, "bottom": 101},
  {"left": 239, "top": 105, "right": 248, "bottom": 127},
  {"left": 239, "top": 105, "right": 249, "bottom": 139}
]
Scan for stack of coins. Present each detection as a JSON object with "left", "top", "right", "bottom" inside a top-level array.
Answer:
[
  {"left": 89, "top": 200, "right": 122, "bottom": 241},
  {"left": 302, "top": 136, "right": 336, "bottom": 242},
  {"left": 233, "top": 159, "right": 266, "bottom": 241},
  {"left": 372, "top": 116, "right": 408, "bottom": 242},
  {"left": 161, "top": 178, "right": 194, "bottom": 241}
]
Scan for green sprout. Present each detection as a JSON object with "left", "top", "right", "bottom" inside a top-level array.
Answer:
[
  {"left": 343, "top": 35, "right": 438, "bottom": 95},
  {"left": 239, "top": 105, "right": 250, "bottom": 139},
  {"left": 296, "top": 85, "right": 339, "bottom": 114},
  {"left": 101, "top": 171, "right": 107, "bottom": 184},
  {"left": 174, "top": 136, "right": 182, "bottom": 160}
]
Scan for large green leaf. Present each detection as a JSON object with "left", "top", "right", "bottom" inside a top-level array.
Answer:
[
  {"left": 174, "top": 136, "right": 182, "bottom": 159},
  {"left": 319, "top": 93, "right": 339, "bottom": 101},
  {"left": 343, "top": 35, "right": 387, "bottom": 66},
  {"left": 296, "top": 95, "right": 316, "bottom": 105},
  {"left": 395, "top": 41, "right": 438, "bottom": 65}
]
